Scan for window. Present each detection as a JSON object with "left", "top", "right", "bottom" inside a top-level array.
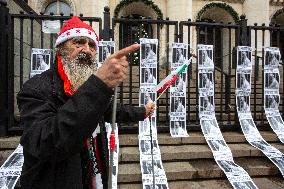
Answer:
[
  {"left": 119, "top": 14, "right": 153, "bottom": 65},
  {"left": 44, "top": 1, "right": 71, "bottom": 15}
]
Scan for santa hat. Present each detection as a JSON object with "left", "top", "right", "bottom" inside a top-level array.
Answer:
[{"left": 55, "top": 16, "right": 99, "bottom": 48}]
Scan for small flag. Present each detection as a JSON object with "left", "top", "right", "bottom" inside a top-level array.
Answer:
[{"left": 156, "top": 57, "right": 192, "bottom": 93}]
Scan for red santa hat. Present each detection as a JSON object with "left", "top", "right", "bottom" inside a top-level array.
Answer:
[{"left": 55, "top": 16, "right": 99, "bottom": 48}]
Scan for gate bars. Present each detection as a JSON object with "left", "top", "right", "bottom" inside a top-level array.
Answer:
[{"left": 1, "top": 5, "right": 284, "bottom": 135}]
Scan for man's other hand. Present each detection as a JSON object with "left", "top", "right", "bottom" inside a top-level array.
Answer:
[
  {"left": 96, "top": 44, "right": 140, "bottom": 88},
  {"left": 145, "top": 101, "right": 156, "bottom": 117}
]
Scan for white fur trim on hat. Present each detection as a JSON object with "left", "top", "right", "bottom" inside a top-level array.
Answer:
[{"left": 54, "top": 28, "right": 98, "bottom": 48}]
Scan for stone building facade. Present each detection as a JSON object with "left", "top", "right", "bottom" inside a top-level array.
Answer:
[
  {"left": 27, "top": 0, "right": 284, "bottom": 26},
  {"left": 26, "top": 0, "right": 284, "bottom": 60}
]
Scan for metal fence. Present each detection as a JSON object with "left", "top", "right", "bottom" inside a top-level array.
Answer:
[{"left": 1, "top": 2, "right": 284, "bottom": 136}]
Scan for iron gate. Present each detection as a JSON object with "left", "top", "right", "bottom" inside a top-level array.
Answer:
[{"left": 1, "top": 3, "right": 284, "bottom": 135}]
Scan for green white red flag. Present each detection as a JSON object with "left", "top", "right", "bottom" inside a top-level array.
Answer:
[{"left": 156, "top": 57, "right": 193, "bottom": 93}]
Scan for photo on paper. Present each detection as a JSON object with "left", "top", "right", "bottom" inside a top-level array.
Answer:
[
  {"left": 271, "top": 157, "right": 284, "bottom": 172},
  {"left": 237, "top": 49, "right": 252, "bottom": 69},
  {"left": 141, "top": 68, "right": 157, "bottom": 84},
  {"left": 140, "top": 92, "right": 156, "bottom": 106},
  {"left": 140, "top": 139, "right": 159, "bottom": 155},
  {"left": 236, "top": 72, "right": 251, "bottom": 93},
  {"left": 171, "top": 97, "right": 186, "bottom": 113},
  {"left": 31, "top": 48, "right": 51, "bottom": 77},
  {"left": 268, "top": 116, "right": 284, "bottom": 131},
  {"left": 172, "top": 47, "right": 187, "bottom": 63},
  {"left": 236, "top": 96, "right": 250, "bottom": 113},
  {"left": 142, "top": 160, "right": 153, "bottom": 175},
  {"left": 139, "top": 120, "right": 150, "bottom": 136},
  {"left": 232, "top": 181, "right": 258, "bottom": 189},
  {"left": 207, "top": 139, "right": 229, "bottom": 152},
  {"left": 199, "top": 96, "right": 215, "bottom": 112},
  {"left": 141, "top": 43, "right": 157, "bottom": 63},
  {"left": 144, "top": 184, "right": 168, "bottom": 189},
  {"left": 155, "top": 184, "right": 168, "bottom": 189},
  {"left": 2, "top": 153, "right": 23, "bottom": 169},
  {"left": 0, "top": 176, "right": 17, "bottom": 189},
  {"left": 199, "top": 72, "right": 214, "bottom": 95},
  {"left": 112, "top": 165, "right": 117, "bottom": 176},
  {"left": 153, "top": 160, "right": 165, "bottom": 176},
  {"left": 198, "top": 47, "right": 214, "bottom": 68},
  {"left": 200, "top": 119, "right": 220, "bottom": 135},
  {"left": 172, "top": 73, "right": 186, "bottom": 93},
  {"left": 250, "top": 140, "right": 274, "bottom": 152},
  {"left": 139, "top": 117, "right": 157, "bottom": 136},
  {"left": 264, "top": 94, "right": 279, "bottom": 109},
  {"left": 265, "top": 47, "right": 280, "bottom": 68},
  {"left": 217, "top": 160, "right": 242, "bottom": 173},
  {"left": 98, "top": 42, "right": 114, "bottom": 62},
  {"left": 170, "top": 120, "right": 187, "bottom": 136},
  {"left": 265, "top": 72, "right": 279, "bottom": 89},
  {"left": 240, "top": 119, "right": 258, "bottom": 135}
]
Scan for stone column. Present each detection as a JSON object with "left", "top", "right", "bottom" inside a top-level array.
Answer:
[
  {"left": 167, "top": 0, "right": 192, "bottom": 21},
  {"left": 243, "top": 0, "right": 270, "bottom": 48},
  {"left": 167, "top": 0, "right": 193, "bottom": 52},
  {"left": 243, "top": 0, "right": 269, "bottom": 25}
]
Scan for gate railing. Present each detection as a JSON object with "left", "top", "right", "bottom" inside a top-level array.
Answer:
[
  {"left": 1, "top": 4, "right": 284, "bottom": 135},
  {"left": 112, "top": 16, "right": 178, "bottom": 132},
  {"left": 6, "top": 10, "right": 102, "bottom": 134},
  {"left": 178, "top": 20, "right": 240, "bottom": 130}
]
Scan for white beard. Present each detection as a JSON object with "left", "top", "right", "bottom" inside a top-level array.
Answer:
[{"left": 61, "top": 53, "right": 98, "bottom": 92}]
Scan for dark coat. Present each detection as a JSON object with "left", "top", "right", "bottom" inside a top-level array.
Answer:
[{"left": 17, "top": 62, "right": 145, "bottom": 189}]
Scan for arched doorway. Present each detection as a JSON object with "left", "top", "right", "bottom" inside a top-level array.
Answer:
[
  {"left": 114, "top": 0, "right": 163, "bottom": 65},
  {"left": 196, "top": 3, "right": 239, "bottom": 68},
  {"left": 271, "top": 8, "right": 284, "bottom": 58}
]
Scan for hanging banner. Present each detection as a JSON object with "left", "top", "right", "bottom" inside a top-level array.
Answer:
[
  {"left": 236, "top": 46, "right": 284, "bottom": 177},
  {"left": 30, "top": 48, "right": 51, "bottom": 78},
  {"left": 198, "top": 44, "right": 258, "bottom": 189},
  {"left": 98, "top": 41, "right": 119, "bottom": 189},
  {"left": 42, "top": 20, "right": 61, "bottom": 34},
  {"left": 0, "top": 145, "right": 23, "bottom": 189},
  {"left": 139, "top": 38, "right": 169, "bottom": 189},
  {"left": 264, "top": 47, "right": 284, "bottom": 142},
  {"left": 169, "top": 43, "right": 188, "bottom": 137}
]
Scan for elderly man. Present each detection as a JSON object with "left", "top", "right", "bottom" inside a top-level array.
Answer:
[{"left": 18, "top": 17, "right": 155, "bottom": 189}]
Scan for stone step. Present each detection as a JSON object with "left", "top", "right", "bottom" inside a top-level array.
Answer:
[
  {"left": 0, "top": 136, "right": 21, "bottom": 165},
  {"left": 119, "top": 142, "right": 284, "bottom": 163},
  {"left": 118, "top": 177, "right": 284, "bottom": 189},
  {"left": 118, "top": 113, "right": 266, "bottom": 122},
  {"left": 119, "top": 131, "right": 278, "bottom": 146},
  {"left": 118, "top": 157, "right": 280, "bottom": 183}
]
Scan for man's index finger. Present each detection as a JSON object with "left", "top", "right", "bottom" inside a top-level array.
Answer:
[{"left": 112, "top": 44, "right": 140, "bottom": 59}]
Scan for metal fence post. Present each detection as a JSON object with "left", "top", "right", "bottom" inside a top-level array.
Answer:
[
  {"left": 102, "top": 6, "right": 111, "bottom": 40},
  {"left": 238, "top": 15, "right": 250, "bottom": 46},
  {"left": 0, "top": 0, "right": 9, "bottom": 136}
]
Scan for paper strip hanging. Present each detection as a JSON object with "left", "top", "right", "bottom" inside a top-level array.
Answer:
[
  {"left": 264, "top": 47, "right": 284, "bottom": 142},
  {"left": 235, "top": 46, "right": 284, "bottom": 177},
  {"left": 0, "top": 145, "right": 23, "bottom": 189},
  {"left": 198, "top": 44, "right": 258, "bottom": 189},
  {"left": 169, "top": 42, "right": 189, "bottom": 137},
  {"left": 139, "top": 38, "right": 169, "bottom": 189},
  {"left": 98, "top": 41, "right": 119, "bottom": 189},
  {"left": 30, "top": 48, "right": 51, "bottom": 78}
]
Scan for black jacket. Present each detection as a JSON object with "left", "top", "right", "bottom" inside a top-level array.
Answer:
[{"left": 17, "top": 62, "right": 145, "bottom": 189}]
